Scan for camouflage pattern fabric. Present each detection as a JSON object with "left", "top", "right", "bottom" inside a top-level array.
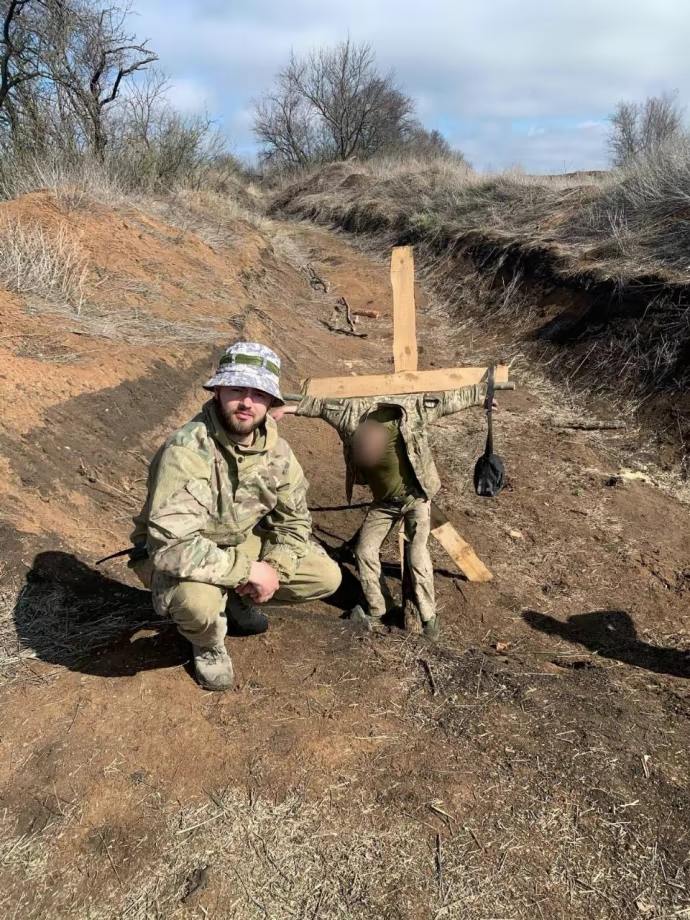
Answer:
[
  {"left": 131, "top": 399, "right": 312, "bottom": 586},
  {"left": 296, "top": 385, "right": 486, "bottom": 503},
  {"left": 356, "top": 497, "right": 435, "bottom": 622},
  {"left": 148, "top": 536, "right": 340, "bottom": 648}
]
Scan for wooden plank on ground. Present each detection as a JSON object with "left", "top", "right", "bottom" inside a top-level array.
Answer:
[
  {"left": 302, "top": 365, "right": 510, "bottom": 399},
  {"left": 390, "top": 246, "right": 418, "bottom": 372},
  {"left": 431, "top": 522, "right": 493, "bottom": 583},
  {"left": 430, "top": 502, "right": 493, "bottom": 583}
]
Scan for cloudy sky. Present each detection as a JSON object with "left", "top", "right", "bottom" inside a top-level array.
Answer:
[{"left": 132, "top": 0, "right": 689, "bottom": 173}]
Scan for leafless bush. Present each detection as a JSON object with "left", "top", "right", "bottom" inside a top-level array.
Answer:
[
  {"left": 0, "top": 216, "right": 88, "bottom": 310},
  {"left": 608, "top": 92, "right": 685, "bottom": 167}
]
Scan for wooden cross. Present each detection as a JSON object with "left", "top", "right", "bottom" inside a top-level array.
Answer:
[
  {"left": 300, "top": 246, "right": 512, "bottom": 583},
  {"left": 302, "top": 246, "right": 510, "bottom": 398}
]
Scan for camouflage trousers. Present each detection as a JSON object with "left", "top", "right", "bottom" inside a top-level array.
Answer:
[
  {"left": 356, "top": 497, "right": 435, "bottom": 623},
  {"left": 133, "top": 533, "right": 341, "bottom": 649}
]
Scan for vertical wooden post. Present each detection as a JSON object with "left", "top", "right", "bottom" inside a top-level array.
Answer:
[{"left": 390, "top": 246, "right": 418, "bottom": 372}]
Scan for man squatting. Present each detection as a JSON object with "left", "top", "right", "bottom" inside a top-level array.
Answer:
[
  {"left": 129, "top": 342, "right": 342, "bottom": 691},
  {"left": 276, "top": 382, "right": 491, "bottom": 639}
]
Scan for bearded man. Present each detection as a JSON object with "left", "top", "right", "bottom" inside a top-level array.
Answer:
[{"left": 130, "top": 342, "right": 341, "bottom": 691}]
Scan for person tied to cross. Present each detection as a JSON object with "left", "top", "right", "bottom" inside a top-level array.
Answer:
[
  {"left": 276, "top": 384, "right": 494, "bottom": 637},
  {"left": 129, "top": 342, "right": 341, "bottom": 692}
]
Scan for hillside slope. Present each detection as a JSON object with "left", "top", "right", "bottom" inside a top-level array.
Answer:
[{"left": 0, "top": 190, "right": 689, "bottom": 919}]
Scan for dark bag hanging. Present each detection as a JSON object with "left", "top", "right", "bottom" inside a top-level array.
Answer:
[{"left": 473, "top": 364, "right": 505, "bottom": 497}]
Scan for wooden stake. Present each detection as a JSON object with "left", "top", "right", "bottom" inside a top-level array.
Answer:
[{"left": 390, "top": 246, "right": 418, "bottom": 372}]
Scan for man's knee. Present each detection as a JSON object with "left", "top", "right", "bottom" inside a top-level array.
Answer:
[
  {"left": 320, "top": 555, "right": 343, "bottom": 597},
  {"left": 164, "top": 580, "right": 225, "bottom": 629},
  {"left": 300, "top": 552, "right": 342, "bottom": 600},
  {"left": 276, "top": 547, "right": 342, "bottom": 603},
  {"left": 355, "top": 531, "right": 382, "bottom": 567}
]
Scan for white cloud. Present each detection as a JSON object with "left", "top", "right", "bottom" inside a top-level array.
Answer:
[
  {"left": 130, "top": 0, "right": 690, "bottom": 171},
  {"left": 166, "top": 77, "right": 215, "bottom": 114}
]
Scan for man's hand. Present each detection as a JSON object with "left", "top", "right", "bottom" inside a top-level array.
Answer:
[
  {"left": 484, "top": 396, "right": 498, "bottom": 412},
  {"left": 236, "top": 560, "right": 280, "bottom": 604},
  {"left": 270, "top": 404, "right": 297, "bottom": 423}
]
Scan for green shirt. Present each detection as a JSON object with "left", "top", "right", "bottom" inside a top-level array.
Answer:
[{"left": 359, "top": 406, "right": 420, "bottom": 501}]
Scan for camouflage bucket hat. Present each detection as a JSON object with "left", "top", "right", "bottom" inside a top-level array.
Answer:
[{"left": 203, "top": 342, "right": 284, "bottom": 405}]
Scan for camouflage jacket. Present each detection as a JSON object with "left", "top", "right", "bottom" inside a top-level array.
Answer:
[
  {"left": 296, "top": 385, "right": 486, "bottom": 502},
  {"left": 131, "top": 400, "right": 312, "bottom": 586}
]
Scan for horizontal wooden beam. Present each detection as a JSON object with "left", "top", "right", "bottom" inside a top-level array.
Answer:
[{"left": 301, "top": 365, "right": 510, "bottom": 399}]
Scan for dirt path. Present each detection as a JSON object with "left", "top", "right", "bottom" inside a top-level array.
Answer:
[{"left": 0, "top": 212, "right": 689, "bottom": 919}]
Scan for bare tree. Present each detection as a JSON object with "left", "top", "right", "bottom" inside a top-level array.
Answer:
[
  {"left": 640, "top": 93, "right": 683, "bottom": 151},
  {"left": 253, "top": 38, "right": 418, "bottom": 167},
  {"left": 253, "top": 76, "right": 315, "bottom": 168},
  {"left": 609, "top": 92, "right": 684, "bottom": 167},
  {"left": 49, "top": 1, "right": 157, "bottom": 157},
  {"left": 609, "top": 101, "right": 638, "bottom": 167},
  {"left": 1, "top": 0, "right": 232, "bottom": 192},
  {"left": 0, "top": 0, "right": 54, "bottom": 132},
  {"left": 117, "top": 64, "right": 167, "bottom": 146}
]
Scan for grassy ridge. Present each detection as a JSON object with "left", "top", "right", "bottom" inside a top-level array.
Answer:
[
  {"left": 273, "top": 144, "right": 690, "bottom": 283},
  {"left": 271, "top": 149, "right": 690, "bottom": 405}
]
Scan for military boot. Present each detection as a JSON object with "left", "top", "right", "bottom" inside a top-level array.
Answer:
[
  {"left": 193, "top": 644, "right": 234, "bottom": 691},
  {"left": 422, "top": 616, "right": 440, "bottom": 641},
  {"left": 227, "top": 595, "right": 269, "bottom": 635},
  {"left": 348, "top": 604, "right": 373, "bottom": 630}
]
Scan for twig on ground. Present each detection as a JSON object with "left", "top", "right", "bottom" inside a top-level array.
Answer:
[
  {"left": 418, "top": 658, "right": 439, "bottom": 696},
  {"left": 338, "top": 296, "right": 357, "bottom": 331},
  {"left": 435, "top": 832, "right": 444, "bottom": 898}
]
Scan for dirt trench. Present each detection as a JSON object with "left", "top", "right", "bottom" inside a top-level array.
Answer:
[{"left": 0, "top": 202, "right": 689, "bottom": 919}]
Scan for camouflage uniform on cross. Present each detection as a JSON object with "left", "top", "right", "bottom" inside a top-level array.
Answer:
[
  {"left": 296, "top": 385, "right": 486, "bottom": 632},
  {"left": 131, "top": 342, "right": 341, "bottom": 690}
]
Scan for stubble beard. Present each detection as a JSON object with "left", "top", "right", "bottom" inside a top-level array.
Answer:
[{"left": 219, "top": 404, "right": 264, "bottom": 438}]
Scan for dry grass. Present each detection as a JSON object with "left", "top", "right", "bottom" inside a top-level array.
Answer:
[
  {"left": 272, "top": 150, "right": 690, "bottom": 423},
  {"left": 0, "top": 571, "right": 156, "bottom": 684},
  {"left": 272, "top": 144, "right": 690, "bottom": 285},
  {"left": 24, "top": 301, "right": 229, "bottom": 345},
  {"left": 0, "top": 186, "right": 262, "bottom": 346},
  {"left": 1, "top": 639, "right": 688, "bottom": 919},
  {"left": 578, "top": 138, "right": 690, "bottom": 273},
  {"left": 272, "top": 154, "right": 610, "bottom": 264},
  {"left": 142, "top": 185, "right": 272, "bottom": 251},
  {"left": 0, "top": 154, "right": 127, "bottom": 210},
  {"left": 0, "top": 218, "right": 89, "bottom": 313}
]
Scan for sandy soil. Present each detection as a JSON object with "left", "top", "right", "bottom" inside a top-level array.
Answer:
[{"left": 0, "top": 193, "right": 688, "bottom": 919}]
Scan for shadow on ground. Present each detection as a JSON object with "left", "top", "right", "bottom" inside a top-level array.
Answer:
[
  {"left": 14, "top": 551, "right": 186, "bottom": 678},
  {"left": 523, "top": 609, "right": 690, "bottom": 678},
  {"left": 14, "top": 551, "right": 360, "bottom": 678}
]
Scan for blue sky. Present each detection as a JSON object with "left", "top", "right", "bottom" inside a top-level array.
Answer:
[{"left": 131, "top": 0, "right": 690, "bottom": 173}]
